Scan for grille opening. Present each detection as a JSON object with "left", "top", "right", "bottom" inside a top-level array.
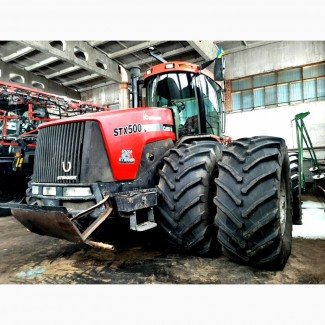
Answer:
[{"left": 33, "top": 122, "right": 85, "bottom": 183}]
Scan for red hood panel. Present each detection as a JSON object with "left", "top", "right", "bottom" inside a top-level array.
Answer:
[{"left": 40, "top": 107, "right": 175, "bottom": 181}]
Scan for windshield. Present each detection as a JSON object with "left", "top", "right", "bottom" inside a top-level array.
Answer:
[
  {"left": 146, "top": 72, "right": 197, "bottom": 106},
  {"left": 145, "top": 72, "right": 224, "bottom": 138}
]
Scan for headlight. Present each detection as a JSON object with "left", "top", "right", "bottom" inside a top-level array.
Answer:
[
  {"left": 32, "top": 186, "right": 39, "bottom": 195},
  {"left": 43, "top": 186, "right": 56, "bottom": 196},
  {"left": 63, "top": 187, "right": 92, "bottom": 197}
]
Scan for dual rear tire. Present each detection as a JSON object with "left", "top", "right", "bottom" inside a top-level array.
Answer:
[
  {"left": 289, "top": 152, "right": 302, "bottom": 225},
  {"left": 215, "top": 136, "right": 292, "bottom": 269},
  {"left": 156, "top": 140, "right": 222, "bottom": 256},
  {"left": 156, "top": 136, "right": 293, "bottom": 270}
]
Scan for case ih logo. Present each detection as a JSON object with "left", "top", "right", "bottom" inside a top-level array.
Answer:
[
  {"left": 119, "top": 150, "right": 135, "bottom": 164},
  {"left": 62, "top": 161, "right": 72, "bottom": 172},
  {"left": 143, "top": 111, "right": 162, "bottom": 121},
  {"left": 57, "top": 161, "right": 77, "bottom": 180}
]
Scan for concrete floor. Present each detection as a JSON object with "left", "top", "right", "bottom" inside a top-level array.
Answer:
[
  {"left": 293, "top": 194, "right": 325, "bottom": 239},
  {"left": 0, "top": 193, "right": 324, "bottom": 325}
]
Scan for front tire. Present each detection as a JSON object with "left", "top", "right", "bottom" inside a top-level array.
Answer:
[
  {"left": 156, "top": 140, "right": 222, "bottom": 256},
  {"left": 214, "top": 136, "right": 293, "bottom": 270}
]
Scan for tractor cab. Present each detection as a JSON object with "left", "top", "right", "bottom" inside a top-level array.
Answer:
[{"left": 143, "top": 61, "right": 225, "bottom": 140}]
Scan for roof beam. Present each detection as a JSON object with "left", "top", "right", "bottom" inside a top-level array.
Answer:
[
  {"left": 25, "top": 57, "right": 59, "bottom": 71},
  {"left": 1, "top": 46, "right": 34, "bottom": 62},
  {"left": 45, "top": 65, "right": 80, "bottom": 79},
  {"left": 77, "top": 80, "right": 115, "bottom": 93},
  {"left": 109, "top": 41, "right": 166, "bottom": 59},
  {"left": 223, "top": 41, "right": 279, "bottom": 54},
  {"left": 20, "top": 41, "right": 122, "bottom": 83},
  {"left": 87, "top": 40, "right": 109, "bottom": 47},
  {"left": 0, "top": 60, "right": 80, "bottom": 99},
  {"left": 188, "top": 41, "right": 218, "bottom": 60},
  {"left": 62, "top": 73, "right": 99, "bottom": 86},
  {"left": 123, "top": 45, "right": 194, "bottom": 69}
]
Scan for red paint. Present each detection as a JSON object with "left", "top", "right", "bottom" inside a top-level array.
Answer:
[{"left": 39, "top": 107, "right": 176, "bottom": 181}]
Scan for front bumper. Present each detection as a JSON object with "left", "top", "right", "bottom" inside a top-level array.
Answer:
[{"left": 29, "top": 182, "right": 158, "bottom": 213}]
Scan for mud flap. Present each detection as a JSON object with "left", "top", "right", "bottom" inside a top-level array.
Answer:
[{"left": 8, "top": 196, "right": 112, "bottom": 243}]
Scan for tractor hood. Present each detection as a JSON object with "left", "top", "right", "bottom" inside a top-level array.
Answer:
[{"left": 35, "top": 107, "right": 176, "bottom": 181}]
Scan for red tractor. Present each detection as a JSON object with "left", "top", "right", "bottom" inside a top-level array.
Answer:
[{"left": 6, "top": 50, "right": 294, "bottom": 270}]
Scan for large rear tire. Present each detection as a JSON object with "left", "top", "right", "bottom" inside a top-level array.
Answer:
[
  {"left": 156, "top": 140, "right": 222, "bottom": 256},
  {"left": 214, "top": 136, "right": 292, "bottom": 270},
  {"left": 289, "top": 152, "right": 302, "bottom": 225}
]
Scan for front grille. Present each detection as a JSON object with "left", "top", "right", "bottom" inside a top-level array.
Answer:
[{"left": 33, "top": 122, "right": 85, "bottom": 183}]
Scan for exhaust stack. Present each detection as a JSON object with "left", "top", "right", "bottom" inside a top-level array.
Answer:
[{"left": 130, "top": 65, "right": 141, "bottom": 108}]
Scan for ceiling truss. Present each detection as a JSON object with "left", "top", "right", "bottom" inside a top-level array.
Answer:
[{"left": 0, "top": 40, "right": 263, "bottom": 97}]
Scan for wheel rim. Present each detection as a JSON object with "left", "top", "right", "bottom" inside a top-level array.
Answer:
[{"left": 279, "top": 175, "right": 287, "bottom": 236}]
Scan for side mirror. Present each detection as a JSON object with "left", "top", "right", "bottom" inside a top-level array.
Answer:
[
  {"left": 214, "top": 56, "right": 225, "bottom": 81},
  {"left": 199, "top": 47, "right": 225, "bottom": 81},
  {"left": 214, "top": 47, "right": 225, "bottom": 81}
]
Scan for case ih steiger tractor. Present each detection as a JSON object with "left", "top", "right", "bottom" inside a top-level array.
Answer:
[
  {"left": 0, "top": 81, "right": 109, "bottom": 215},
  {"left": 6, "top": 48, "right": 295, "bottom": 270}
]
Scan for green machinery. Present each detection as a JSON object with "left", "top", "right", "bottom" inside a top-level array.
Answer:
[{"left": 294, "top": 111, "right": 324, "bottom": 191}]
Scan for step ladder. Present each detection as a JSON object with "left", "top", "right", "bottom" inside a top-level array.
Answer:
[{"left": 129, "top": 208, "right": 157, "bottom": 232}]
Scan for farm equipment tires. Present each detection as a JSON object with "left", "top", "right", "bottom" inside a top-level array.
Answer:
[
  {"left": 215, "top": 136, "right": 292, "bottom": 270},
  {"left": 157, "top": 140, "right": 222, "bottom": 256},
  {"left": 289, "top": 152, "right": 302, "bottom": 225}
]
